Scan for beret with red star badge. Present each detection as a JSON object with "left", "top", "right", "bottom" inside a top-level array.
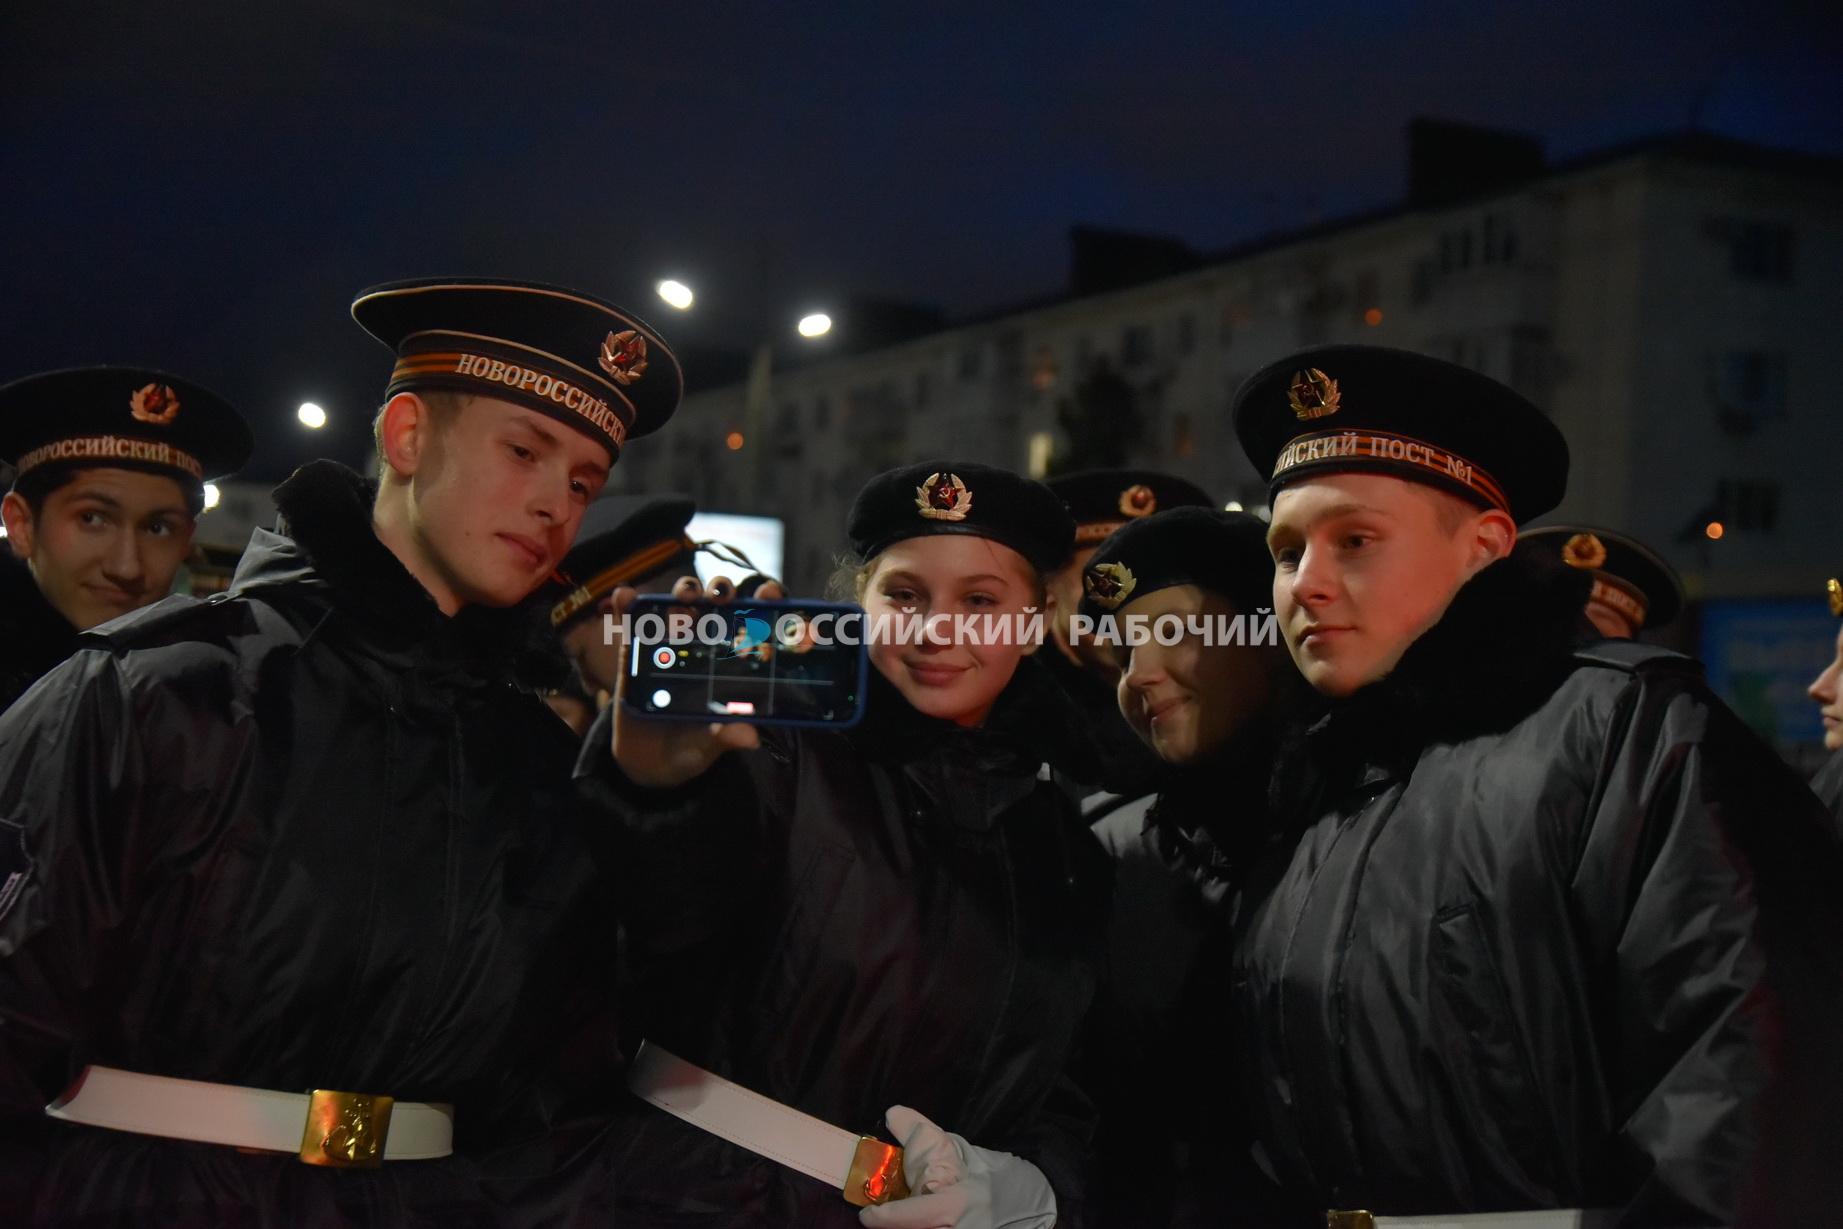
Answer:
[
  {"left": 1078, "top": 506, "right": 1274, "bottom": 621},
  {"left": 847, "top": 460, "right": 1074, "bottom": 573}
]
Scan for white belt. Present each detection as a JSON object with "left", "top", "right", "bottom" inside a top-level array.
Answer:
[
  {"left": 627, "top": 1040, "right": 908, "bottom": 1207},
  {"left": 45, "top": 1064, "right": 454, "bottom": 1167},
  {"left": 1330, "top": 1212, "right": 1616, "bottom": 1229}
]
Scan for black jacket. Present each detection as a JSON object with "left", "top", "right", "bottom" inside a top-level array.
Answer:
[
  {"left": 1811, "top": 751, "right": 1843, "bottom": 842},
  {"left": 576, "top": 664, "right": 1111, "bottom": 1228},
  {"left": 0, "top": 551, "right": 79, "bottom": 713},
  {"left": 1229, "top": 553, "right": 1843, "bottom": 1227},
  {"left": 0, "top": 462, "right": 617, "bottom": 1227}
]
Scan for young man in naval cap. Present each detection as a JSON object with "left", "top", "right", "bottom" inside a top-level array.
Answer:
[
  {"left": 0, "top": 367, "right": 252, "bottom": 710},
  {"left": 1516, "top": 524, "right": 1686, "bottom": 641},
  {"left": 0, "top": 278, "right": 680, "bottom": 1224},
  {"left": 1223, "top": 345, "right": 1843, "bottom": 1226}
]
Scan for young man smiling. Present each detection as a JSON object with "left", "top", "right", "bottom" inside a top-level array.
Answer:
[
  {"left": 1223, "top": 345, "right": 1843, "bottom": 1227},
  {"left": 0, "top": 278, "right": 680, "bottom": 1224},
  {"left": 0, "top": 367, "right": 252, "bottom": 710}
]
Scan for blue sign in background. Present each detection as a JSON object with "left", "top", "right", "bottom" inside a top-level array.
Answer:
[{"left": 1699, "top": 598, "right": 1834, "bottom": 755}]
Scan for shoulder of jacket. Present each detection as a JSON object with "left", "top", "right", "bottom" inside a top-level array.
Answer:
[
  {"left": 1569, "top": 640, "right": 1704, "bottom": 680},
  {"left": 83, "top": 590, "right": 297, "bottom": 649}
]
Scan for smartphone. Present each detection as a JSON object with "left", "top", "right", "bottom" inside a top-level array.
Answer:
[{"left": 621, "top": 596, "right": 869, "bottom": 728}]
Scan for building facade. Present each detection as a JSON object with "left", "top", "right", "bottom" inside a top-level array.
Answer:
[{"left": 606, "top": 136, "right": 1842, "bottom": 618}]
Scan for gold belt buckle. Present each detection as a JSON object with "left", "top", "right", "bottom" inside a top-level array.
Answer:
[
  {"left": 1327, "top": 1213, "right": 1376, "bottom": 1229},
  {"left": 299, "top": 1089, "right": 394, "bottom": 1168},
  {"left": 843, "top": 1136, "right": 908, "bottom": 1207}
]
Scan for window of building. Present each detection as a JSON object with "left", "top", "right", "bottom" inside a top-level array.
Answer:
[
  {"left": 1173, "top": 412, "right": 1195, "bottom": 458},
  {"left": 1716, "top": 479, "right": 1780, "bottom": 533},
  {"left": 1353, "top": 269, "right": 1380, "bottom": 322},
  {"left": 1027, "top": 431, "right": 1054, "bottom": 479},
  {"left": 1122, "top": 325, "right": 1154, "bottom": 367},
  {"left": 914, "top": 370, "right": 933, "bottom": 407},
  {"left": 813, "top": 397, "right": 831, "bottom": 432},
  {"left": 1030, "top": 347, "right": 1057, "bottom": 392},
  {"left": 1175, "top": 313, "right": 1196, "bottom": 356},
  {"left": 957, "top": 345, "right": 985, "bottom": 381},
  {"left": 1714, "top": 219, "right": 1794, "bottom": 282},
  {"left": 1715, "top": 350, "right": 1788, "bottom": 434}
]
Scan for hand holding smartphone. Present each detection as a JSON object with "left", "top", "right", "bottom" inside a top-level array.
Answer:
[{"left": 621, "top": 595, "right": 869, "bottom": 729}]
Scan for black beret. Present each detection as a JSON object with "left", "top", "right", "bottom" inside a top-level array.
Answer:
[
  {"left": 550, "top": 494, "right": 697, "bottom": 629},
  {"left": 1079, "top": 507, "right": 1274, "bottom": 622},
  {"left": 1044, "top": 468, "right": 1216, "bottom": 548},
  {"left": 1233, "top": 345, "right": 1568, "bottom": 524},
  {"left": 1518, "top": 525, "right": 1684, "bottom": 630},
  {"left": 352, "top": 277, "right": 682, "bottom": 461},
  {"left": 0, "top": 366, "right": 252, "bottom": 489},
  {"left": 847, "top": 461, "right": 1074, "bottom": 574}
]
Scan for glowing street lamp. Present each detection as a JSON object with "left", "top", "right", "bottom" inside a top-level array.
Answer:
[
  {"left": 797, "top": 313, "right": 832, "bottom": 339},
  {"left": 656, "top": 279, "right": 694, "bottom": 311},
  {"left": 298, "top": 402, "right": 327, "bottom": 430},
  {"left": 203, "top": 483, "right": 222, "bottom": 511}
]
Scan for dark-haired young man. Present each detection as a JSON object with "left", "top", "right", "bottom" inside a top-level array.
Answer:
[
  {"left": 0, "top": 367, "right": 252, "bottom": 710},
  {"left": 0, "top": 279, "right": 681, "bottom": 1224},
  {"left": 1226, "top": 346, "right": 1843, "bottom": 1226}
]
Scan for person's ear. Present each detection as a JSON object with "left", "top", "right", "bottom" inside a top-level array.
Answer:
[
  {"left": 377, "top": 392, "right": 436, "bottom": 479},
  {"left": 1, "top": 490, "right": 38, "bottom": 559},
  {"left": 1465, "top": 509, "right": 1517, "bottom": 576}
]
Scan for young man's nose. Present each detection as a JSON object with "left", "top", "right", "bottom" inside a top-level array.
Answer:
[{"left": 101, "top": 530, "right": 145, "bottom": 587}]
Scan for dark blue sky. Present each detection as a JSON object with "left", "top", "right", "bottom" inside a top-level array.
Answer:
[{"left": 4, "top": 0, "right": 1839, "bottom": 477}]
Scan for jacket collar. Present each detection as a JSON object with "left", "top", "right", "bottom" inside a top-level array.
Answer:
[
  {"left": 1304, "top": 548, "right": 1592, "bottom": 767},
  {"left": 231, "top": 460, "right": 560, "bottom": 690},
  {"left": 0, "top": 549, "right": 79, "bottom": 675}
]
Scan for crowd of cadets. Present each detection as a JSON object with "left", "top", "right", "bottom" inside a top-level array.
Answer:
[{"left": 0, "top": 278, "right": 1839, "bottom": 1229}]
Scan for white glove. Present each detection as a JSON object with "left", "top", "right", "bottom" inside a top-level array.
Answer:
[{"left": 857, "top": 1105, "right": 1057, "bottom": 1229}]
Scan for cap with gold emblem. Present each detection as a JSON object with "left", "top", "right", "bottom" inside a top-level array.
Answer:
[
  {"left": 847, "top": 460, "right": 1074, "bottom": 572},
  {"left": 1044, "top": 469, "right": 1216, "bottom": 550},
  {"left": 351, "top": 277, "right": 682, "bottom": 461},
  {"left": 1519, "top": 525, "right": 1685, "bottom": 630},
  {"left": 1077, "top": 507, "right": 1273, "bottom": 621},
  {"left": 1232, "top": 345, "right": 1568, "bottom": 524},
  {"left": 550, "top": 494, "right": 698, "bottom": 630},
  {"left": 1827, "top": 577, "right": 1842, "bottom": 620},
  {"left": 0, "top": 366, "right": 253, "bottom": 490}
]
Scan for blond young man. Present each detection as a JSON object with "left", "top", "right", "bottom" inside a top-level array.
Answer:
[
  {"left": 1224, "top": 346, "right": 1843, "bottom": 1226},
  {"left": 0, "top": 279, "right": 679, "bottom": 1224}
]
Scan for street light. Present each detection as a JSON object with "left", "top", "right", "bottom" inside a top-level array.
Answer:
[
  {"left": 656, "top": 279, "right": 694, "bottom": 311},
  {"left": 298, "top": 402, "right": 327, "bottom": 430},
  {"left": 797, "top": 313, "right": 832, "bottom": 339},
  {"left": 203, "top": 483, "right": 222, "bottom": 511}
]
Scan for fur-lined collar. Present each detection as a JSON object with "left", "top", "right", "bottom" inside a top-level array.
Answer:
[
  {"left": 234, "top": 460, "right": 562, "bottom": 691},
  {"left": 1300, "top": 549, "right": 1592, "bottom": 769}
]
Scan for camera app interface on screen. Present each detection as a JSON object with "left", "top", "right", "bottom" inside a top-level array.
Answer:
[{"left": 627, "top": 600, "right": 865, "bottom": 726}]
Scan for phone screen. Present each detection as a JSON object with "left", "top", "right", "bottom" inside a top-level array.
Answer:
[{"left": 622, "top": 597, "right": 869, "bottom": 728}]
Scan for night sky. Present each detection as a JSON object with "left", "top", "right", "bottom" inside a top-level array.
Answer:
[{"left": 5, "top": 1, "right": 1840, "bottom": 480}]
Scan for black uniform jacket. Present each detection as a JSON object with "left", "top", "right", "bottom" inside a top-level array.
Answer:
[
  {"left": 0, "top": 551, "right": 79, "bottom": 714},
  {"left": 0, "top": 462, "right": 617, "bottom": 1227},
  {"left": 1230, "top": 554, "right": 1843, "bottom": 1227},
  {"left": 576, "top": 664, "right": 1111, "bottom": 1228},
  {"left": 1810, "top": 751, "right": 1843, "bottom": 842}
]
